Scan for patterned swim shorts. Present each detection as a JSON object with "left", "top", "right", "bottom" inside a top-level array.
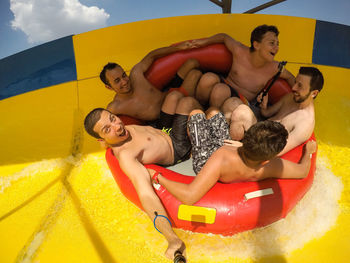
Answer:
[{"left": 187, "top": 112, "right": 231, "bottom": 174}]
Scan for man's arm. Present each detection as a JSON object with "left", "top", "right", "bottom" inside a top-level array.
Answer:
[
  {"left": 277, "top": 119, "right": 314, "bottom": 156},
  {"left": 106, "top": 99, "right": 122, "bottom": 115},
  {"left": 158, "top": 150, "right": 224, "bottom": 205},
  {"left": 118, "top": 151, "right": 185, "bottom": 259},
  {"left": 263, "top": 140, "right": 317, "bottom": 179},
  {"left": 280, "top": 67, "right": 296, "bottom": 88},
  {"left": 191, "top": 33, "right": 240, "bottom": 54},
  {"left": 259, "top": 93, "right": 285, "bottom": 118},
  {"left": 132, "top": 41, "right": 193, "bottom": 74}
]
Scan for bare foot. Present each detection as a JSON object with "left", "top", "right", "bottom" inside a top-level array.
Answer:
[{"left": 165, "top": 239, "right": 186, "bottom": 261}]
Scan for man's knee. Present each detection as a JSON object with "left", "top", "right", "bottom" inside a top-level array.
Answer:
[
  {"left": 165, "top": 90, "right": 184, "bottom": 104},
  {"left": 231, "top": 104, "right": 254, "bottom": 123},
  {"left": 189, "top": 109, "right": 204, "bottom": 118},
  {"left": 210, "top": 84, "right": 231, "bottom": 107},
  {"left": 196, "top": 73, "right": 220, "bottom": 103},
  {"left": 199, "top": 72, "right": 220, "bottom": 87},
  {"left": 187, "top": 69, "right": 202, "bottom": 81},
  {"left": 177, "top": 97, "right": 201, "bottom": 114},
  {"left": 205, "top": 107, "right": 220, "bottom": 119},
  {"left": 230, "top": 122, "right": 245, "bottom": 141},
  {"left": 222, "top": 97, "right": 242, "bottom": 113}
]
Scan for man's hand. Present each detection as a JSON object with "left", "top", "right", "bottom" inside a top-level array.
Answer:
[
  {"left": 257, "top": 92, "right": 269, "bottom": 110},
  {"left": 147, "top": 169, "right": 159, "bottom": 184},
  {"left": 190, "top": 38, "right": 207, "bottom": 48},
  {"left": 224, "top": 139, "right": 243, "bottom": 147},
  {"left": 176, "top": 40, "right": 196, "bottom": 50},
  {"left": 305, "top": 140, "right": 317, "bottom": 156},
  {"left": 165, "top": 240, "right": 186, "bottom": 261}
]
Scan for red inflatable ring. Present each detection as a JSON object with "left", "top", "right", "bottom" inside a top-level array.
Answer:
[{"left": 106, "top": 44, "right": 317, "bottom": 235}]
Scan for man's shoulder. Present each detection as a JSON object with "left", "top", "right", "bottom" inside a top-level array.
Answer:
[
  {"left": 107, "top": 98, "right": 127, "bottom": 114},
  {"left": 130, "top": 64, "right": 145, "bottom": 79},
  {"left": 114, "top": 145, "right": 135, "bottom": 160},
  {"left": 231, "top": 41, "right": 249, "bottom": 54},
  {"left": 219, "top": 146, "right": 240, "bottom": 162}
]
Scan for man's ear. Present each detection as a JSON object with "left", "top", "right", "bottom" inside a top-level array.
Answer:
[
  {"left": 253, "top": 40, "right": 260, "bottom": 51},
  {"left": 311, "top": 90, "right": 319, "bottom": 99},
  {"left": 105, "top": 84, "right": 113, "bottom": 91},
  {"left": 260, "top": 160, "right": 270, "bottom": 166}
]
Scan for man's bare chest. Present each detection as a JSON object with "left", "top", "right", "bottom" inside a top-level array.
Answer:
[{"left": 229, "top": 63, "right": 274, "bottom": 91}]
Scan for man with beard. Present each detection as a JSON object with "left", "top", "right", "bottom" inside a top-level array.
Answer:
[{"left": 226, "top": 66, "right": 324, "bottom": 156}]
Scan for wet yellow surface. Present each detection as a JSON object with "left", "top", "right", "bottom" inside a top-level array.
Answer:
[{"left": 1, "top": 14, "right": 349, "bottom": 262}]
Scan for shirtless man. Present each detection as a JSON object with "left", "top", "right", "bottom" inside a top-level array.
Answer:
[
  {"left": 228, "top": 66, "right": 324, "bottom": 156},
  {"left": 100, "top": 42, "right": 202, "bottom": 124},
  {"left": 83, "top": 96, "right": 201, "bottom": 261},
  {"left": 191, "top": 25, "right": 295, "bottom": 110},
  {"left": 152, "top": 109, "right": 316, "bottom": 205}
]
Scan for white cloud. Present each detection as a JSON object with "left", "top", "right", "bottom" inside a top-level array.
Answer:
[{"left": 10, "top": 0, "right": 110, "bottom": 43}]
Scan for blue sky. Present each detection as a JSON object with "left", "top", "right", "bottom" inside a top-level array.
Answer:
[{"left": 1, "top": 0, "right": 349, "bottom": 59}]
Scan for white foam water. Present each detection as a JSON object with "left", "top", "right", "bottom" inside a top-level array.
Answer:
[{"left": 182, "top": 156, "right": 343, "bottom": 261}]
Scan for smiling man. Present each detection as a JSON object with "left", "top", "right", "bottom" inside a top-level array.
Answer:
[
  {"left": 84, "top": 96, "right": 201, "bottom": 261},
  {"left": 227, "top": 66, "right": 324, "bottom": 156},
  {"left": 100, "top": 42, "right": 202, "bottom": 125},
  {"left": 191, "top": 25, "right": 295, "bottom": 110}
]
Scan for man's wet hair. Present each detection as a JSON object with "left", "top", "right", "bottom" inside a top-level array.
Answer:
[
  {"left": 250, "top": 25, "right": 279, "bottom": 52},
  {"left": 299, "top": 67, "right": 324, "bottom": 97},
  {"left": 100, "top": 62, "right": 121, "bottom": 86},
  {"left": 84, "top": 108, "right": 108, "bottom": 139},
  {"left": 241, "top": 120, "right": 288, "bottom": 162}
]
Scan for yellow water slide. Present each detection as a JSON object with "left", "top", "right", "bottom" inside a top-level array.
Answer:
[{"left": 0, "top": 14, "right": 349, "bottom": 263}]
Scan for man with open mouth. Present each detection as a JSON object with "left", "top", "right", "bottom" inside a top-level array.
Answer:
[{"left": 190, "top": 24, "right": 295, "bottom": 116}]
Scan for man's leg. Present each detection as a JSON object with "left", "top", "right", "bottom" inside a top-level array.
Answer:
[
  {"left": 153, "top": 91, "right": 184, "bottom": 129},
  {"left": 177, "top": 59, "right": 201, "bottom": 97},
  {"left": 181, "top": 69, "right": 202, "bottom": 97},
  {"left": 221, "top": 97, "right": 243, "bottom": 123},
  {"left": 195, "top": 72, "right": 220, "bottom": 106},
  {"left": 205, "top": 106, "right": 220, "bottom": 119},
  {"left": 175, "top": 96, "right": 202, "bottom": 115},
  {"left": 162, "top": 90, "right": 184, "bottom": 115},
  {"left": 205, "top": 107, "right": 231, "bottom": 142},
  {"left": 177, "top": 58, "right": 200, "bottom": 79},
  {"left": 168, "top": 98, "right": 202, "bottom": 165},
  {"left": 209, "top": 83, "right": 232, "bottom": 108},
  {"left": 166, "top": 58, "right": 201, "bottom": 97},
  {"left": 187, "top": 110, "right": 213, "bottom": 174},
  {"left": 229, "top": 104, "right": 257, "bottom": 141}
]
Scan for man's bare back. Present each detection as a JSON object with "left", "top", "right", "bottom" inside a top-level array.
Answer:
[
  {"left": 156, "top": 116, "right": 316, "bottom": 206},
  {"left": 206, "top": 145, "right": 262, "bottom": 183}
]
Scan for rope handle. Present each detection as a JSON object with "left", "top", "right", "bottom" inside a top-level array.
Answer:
[{"left": 255, "top": 61, "right": 287, "bottom": 106}]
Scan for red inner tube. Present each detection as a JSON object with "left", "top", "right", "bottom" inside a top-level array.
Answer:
[{"left": 106, "top": 43, "right": 317, "bottom": 235}]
